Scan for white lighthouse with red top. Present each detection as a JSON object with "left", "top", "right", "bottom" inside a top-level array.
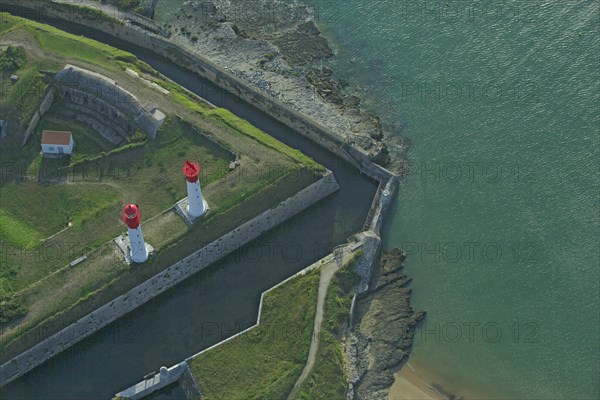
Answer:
[
  {"left": 183, "top": 160, "right": 208, "bottom": 218},
  {"left": 122, "top": 203, "right": 149, "bottom": 263}
]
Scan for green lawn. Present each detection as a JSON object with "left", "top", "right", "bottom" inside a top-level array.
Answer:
[
  {"left": 190, "top": 269, "right": 320, "bottom": 400},
  {"left": 0, "top": 13, "right": 21, "bottom": 33},
  {"left": 0, "top": 66, "right": 47, "bottom": 124},
  {"left": 0, "top": 209, "right": 44, "bottom": 249},
  {"left": 0, "top": 180, "right": 121, "bottom": 239},
  {"left": 205, "top": 108, "right": 324, "bottom": 173},
  {"left": 0, "top": 114, "right": 232, "bottom": 295},
  {"left": 24, "top": 22, "right": 128, "bottom": 73},
  {"left": 188, "top": 254, "right": 361, "bottom": 400}
]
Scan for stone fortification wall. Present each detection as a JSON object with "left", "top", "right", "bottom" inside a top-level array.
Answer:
[
  {"left": 54, "top": 65, "right": 162, "bottom": 139},
  {"left": 0, "top": 172, "right": 339, "bottom": 387},
  {"left": 22, "top": 87, "right": 54, "bottom": 145},
  {"left": 363, "top": 176, "right": 398, "bottom": 235}
]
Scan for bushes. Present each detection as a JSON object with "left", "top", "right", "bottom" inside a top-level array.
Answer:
[
  {"left": 0, "top": 296, "right": 27, "bottom": 323},
  {"left": 127, "top": 129, "right": 147, "bottom": 144},
  {"left": 0, "top": 45, "right": 26, "bottom": 71},
  {"left": 10, "top": 70, "right": 48, "bottom": 123},
  {"left": 112, "top": 53, "right": 137, "bottom": 63}
]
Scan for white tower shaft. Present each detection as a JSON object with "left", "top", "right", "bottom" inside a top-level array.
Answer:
[
  {"left": 187, "top": 178, "right": 207, "bottom": 217},
  {"left": 128, "top": 225, "right": 148, "bottom": 263}
]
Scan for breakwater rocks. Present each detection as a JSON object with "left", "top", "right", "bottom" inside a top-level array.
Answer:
[
  {"left": 0, "top": 172, "right": 339, "bottom": 387},
  {"left": 346, "top": 248, "right": 425, "bottom": 400}
]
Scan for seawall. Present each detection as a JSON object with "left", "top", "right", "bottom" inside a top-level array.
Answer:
[{"left": 0, "top": 172, "right": 339, "bottom": 387}]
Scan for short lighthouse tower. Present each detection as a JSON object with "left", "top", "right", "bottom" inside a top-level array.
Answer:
[
  {"left": 122, "top": 204, "right": 149, "bottom": 263},
  {"left": 182, "top": 160, "right": 208, "bottom": 218}
]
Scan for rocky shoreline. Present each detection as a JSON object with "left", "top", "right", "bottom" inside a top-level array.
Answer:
[
  {"left": 345, "top": 248, "right": 425, "bottom": 400},
  {"left": 155, "top": 0, "right": 407, "bottom": 172}
]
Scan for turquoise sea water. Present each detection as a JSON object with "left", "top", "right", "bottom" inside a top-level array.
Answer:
[{"left": 308, "top": 0, "right": 599, "bottom": 398}]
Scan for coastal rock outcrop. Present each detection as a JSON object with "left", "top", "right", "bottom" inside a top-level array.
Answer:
[{"left": 346, "top": 249, "right": 425, "bottom": 400}]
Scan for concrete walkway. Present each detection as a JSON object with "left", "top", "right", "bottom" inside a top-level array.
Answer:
[{"left": 287, "top": 246, "right": 353, "bottom": 399}]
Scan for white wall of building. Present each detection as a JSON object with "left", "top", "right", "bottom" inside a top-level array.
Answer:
[{"left": 41, "top": 137, "right": 74, "bottom": 155}]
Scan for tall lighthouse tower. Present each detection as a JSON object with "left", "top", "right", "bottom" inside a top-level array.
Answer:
[
  {"left": 182, "top": 160, "right": 207, "bottom": 218},
  {"left": 122, "top": 204, "right": 149, "bottom": 263}
]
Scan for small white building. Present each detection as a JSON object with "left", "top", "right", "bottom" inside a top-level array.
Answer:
[{"left": 41, "top": 130, "right": 74, "bottom": 156}]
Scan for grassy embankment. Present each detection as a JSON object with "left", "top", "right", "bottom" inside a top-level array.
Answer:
[
  {"left": 190, "top": 269, "right": 320, "bottom": 400},
  {"left": 190, "top": 253, "right": 361, "bottom": 400},
  {"left": 0, "top": 13, "right": 324, "bottom": 362},
  {"left": 295, "top": 252, "right": 362, "bottom": 399}
]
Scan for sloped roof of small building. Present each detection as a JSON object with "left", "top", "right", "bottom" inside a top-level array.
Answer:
[{"left": 41, "top": 130, "right": 72, "bottom": 145}]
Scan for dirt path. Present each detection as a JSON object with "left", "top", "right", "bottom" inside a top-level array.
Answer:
[{"left": 287, "top": 246, "right": 351, "bottom": 399}]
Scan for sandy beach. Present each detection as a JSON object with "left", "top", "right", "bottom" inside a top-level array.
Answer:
[{"left": 388, "top": 363, "right": 445, "bottom": 400}]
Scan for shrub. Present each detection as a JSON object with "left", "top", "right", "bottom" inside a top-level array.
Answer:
[
  {"left": 112, "top": 53, "right": 137, "bottom": 63},
  {"left": 0, "top": 45, "right": 26, "bottom": 71},
  {"left": 0, "top": 296, "right": 27, "bottom": 323},
  {"left": 127, "top": 129, "right": 147, "bottom": 144}
]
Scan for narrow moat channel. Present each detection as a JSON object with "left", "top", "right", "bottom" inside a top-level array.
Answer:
[{"left": 1, "top": 13, "right": 378, "bottom": 399}]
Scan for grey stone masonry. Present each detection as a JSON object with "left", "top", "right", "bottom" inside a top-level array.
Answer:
[
  {"left": 114, "top": 235, "right": 154, "bottom": 265},
  {"left": 114, "top": 361, "right": 201, "bottom": 400},
  {"left": 0, "top": 171, "right": 338, "bottom": 387},
  {"left": 22, "top": 88, "right": 55, "bottom": 145},
  {"left": 54, "top": 65, "right": 164, "bottom": 139},
  {"left": 115, "top": 363, "right": 188, "bottom": 400}
]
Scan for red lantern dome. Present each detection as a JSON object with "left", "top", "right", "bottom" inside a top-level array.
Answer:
[
  {"left": 182, "top": 160, "right": 200, "bottom": 183},
  {"left": 122, "top": 203, "right": 141, "bottom": 229}
]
